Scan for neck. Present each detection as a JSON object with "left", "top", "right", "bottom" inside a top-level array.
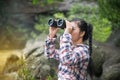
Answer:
[{"left": 73, "top": 38, "right": 83, "bottom": 45}]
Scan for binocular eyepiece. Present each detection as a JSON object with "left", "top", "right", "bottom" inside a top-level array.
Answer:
[{"left": 48, "top": 18, "right": 66, "bottom": 29}]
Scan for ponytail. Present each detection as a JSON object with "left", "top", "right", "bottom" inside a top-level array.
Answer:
[
  {"left": 87, "top": 24, "right": 95, "bottom": 79},
  {"left": 88, "top": 24, "right": 92, "bottom": 56}
]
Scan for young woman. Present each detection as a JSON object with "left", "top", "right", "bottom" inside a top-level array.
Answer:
[{"left": 44, "top": 18, "right": 93, "bottom": 80}]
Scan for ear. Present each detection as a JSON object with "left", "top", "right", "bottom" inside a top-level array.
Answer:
[{"left": 79, "top": 31, "right": 85, "bottom": 38}]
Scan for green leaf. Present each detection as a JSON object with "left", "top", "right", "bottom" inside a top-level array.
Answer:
[
  {"left": 53, "top": 13, "right": 65, "bottom": 19},
  {"left": 32, "top": 0, "right": 39, "bottom": 5},
  {"left": 47, "top": 0, "right": 54, "bottom": 4}
]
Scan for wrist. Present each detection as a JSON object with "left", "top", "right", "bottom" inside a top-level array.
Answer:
[
  {"left": 64, "top": 29, "right": 70, "bottom": 34},
  {"left": 64, "top": 27, "right": 73, "bottom": 34},
  {"left": 49, "top": 34, "right": 57, "bottom": 39}
]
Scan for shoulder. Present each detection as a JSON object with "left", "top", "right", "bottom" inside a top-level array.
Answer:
[
  {"left": 74, "top": 44, "right": 89, "bottom": 58},
  {"left": 75, "top": 44, "right": 89, "bottom": 52}
]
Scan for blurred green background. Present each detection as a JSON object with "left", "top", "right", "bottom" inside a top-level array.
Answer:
[{"left": 0, "top": 0, "right": 119, "bottom": 49}]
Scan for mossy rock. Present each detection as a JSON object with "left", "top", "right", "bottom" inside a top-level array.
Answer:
[
  {"left": 115, "top": 38, "right": 120, "bottom": 47},
  {"left": 101, "top": 63, "right": 120, "bottom": 80},
  {"left": 92, "top": 46, "right": 105, "bottom": 77}
]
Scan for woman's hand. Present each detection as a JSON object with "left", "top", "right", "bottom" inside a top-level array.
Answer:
[
  {"left": 64, "top": 20, "right": 73, "bottom": 34},
  {"left": 49, "top": 27, "right": 59, "bottom": 39}
]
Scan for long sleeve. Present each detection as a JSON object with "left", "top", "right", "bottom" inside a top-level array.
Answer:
[
  {"left": 59, "top": 33, "right": 81, "bottom": 65},
  {"left": 44, "top": 36, "right": 59, "bottom": 60}
]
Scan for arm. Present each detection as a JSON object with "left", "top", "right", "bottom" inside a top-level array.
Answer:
[
  {"left": 44, "top": 36, "right": 59, "bottom": 60},
  {"left": 59, "top": 33, "right": 81, "bottom": 65},
  {"left": 44, "top": 26, "right": 60, "bottom": 60}
]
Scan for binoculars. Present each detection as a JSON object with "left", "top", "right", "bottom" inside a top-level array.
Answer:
[{"left": 48, "top": 18, "right": 66, "bottom": 29}]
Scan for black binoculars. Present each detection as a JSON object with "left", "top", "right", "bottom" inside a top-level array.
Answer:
[{"left": 48, "top": 18, "right": 66, "bottom": 29}]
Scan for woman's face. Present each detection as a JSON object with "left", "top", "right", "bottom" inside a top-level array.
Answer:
[{"left": 70, "top": 21, "right": 82, "bottom": 43}]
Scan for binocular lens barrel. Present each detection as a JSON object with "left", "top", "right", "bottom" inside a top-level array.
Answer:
[
  {"left": 48, "top": 18, "right": 57, "bottom": 27},
  {"left": 57, "top": 19, "right": 66, "bottom": 29},
  {"left": 48, "top": 18, "right": 66, "bottom": 29}
]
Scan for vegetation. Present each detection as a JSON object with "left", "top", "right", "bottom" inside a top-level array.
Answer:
[
  {"left": 1, "top": 0, "right": 119, "bottom": 47},
  {"left": 68, "top": 3, "right": 111, "bottom": 42},
  {"left": 34, "top": 2, "right": 111, "bottom": 42},
  {"left": 98, "top": 0, "right": 120, "bottom": 30},
  {"left": 32, "top": 0, "right": 63, "bottom": 5},
  {"left": 17, "top": 56, "right": 35, "bottom": 80}
]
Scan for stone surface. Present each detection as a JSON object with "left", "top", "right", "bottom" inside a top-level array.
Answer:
[
  {"left": 92, "top": 40, "right": 120, "bottom": 80},
  {"left": 0, "top": 50, "right": 23, "bottom": 80},
  {"left": 22, "top": 34, "right": 58, "bottom": 80}
]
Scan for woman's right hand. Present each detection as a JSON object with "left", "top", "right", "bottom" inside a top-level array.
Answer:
[
  {"left": 64, "top": 20, "right": 73, "bottom": 34},
  {"left": 49, "top": 27, "right": 59, "bottom": 39}
]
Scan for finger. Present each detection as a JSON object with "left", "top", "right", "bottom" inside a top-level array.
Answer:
[
  {"left": 56, "top": 28, "right": 60, "bottom": 31},
  {"left": 53, "top": 28, "right": 59, "bottom": 33},
  {"left": 65, "top": 20, "right": 72, "bottom": 28}
]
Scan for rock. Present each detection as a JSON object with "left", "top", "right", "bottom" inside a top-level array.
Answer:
[
  {"left": 101, "top": 63, "right": 120, "bottom": 80},
  {"left": 92, "top": 45, "right": 105, "bottom": 77},
  {"left": 0, "top": 50, "right": 23, "bottom": 80},
  {"left": 23, "top": 34, "right": 58, "bottom": 80},
  {"left": 0, "top": 72, "right": 18, "bottom": 80},
  {"left": 92, "top": 40, "right": 120, "bottom": 80}
]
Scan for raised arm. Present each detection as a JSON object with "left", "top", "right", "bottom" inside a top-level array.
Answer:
[{"left": 44, "top": 25, "right": 60, "bottom": 60}]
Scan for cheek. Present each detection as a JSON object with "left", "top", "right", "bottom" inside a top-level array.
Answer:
[{"left": 71, "top": 30, "right": 80, "bottom": 40}]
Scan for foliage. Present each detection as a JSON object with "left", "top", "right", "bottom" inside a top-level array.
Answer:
[
  {"left": 34, "top": 13, "right": 65, "bottom": 35},
  {"left": 17, "top": 56, "right": 35, "bottom": 80},
  {"left": 34, "top": 2, "right": 111, "bottom": 42},
  {"left": 34, "top": 15, "right": 50, "bottom": 34},
  {"left": 46, "top": 74, "right": 57, "bottom": 80},
  {"left": 69, "top": 3, "right": 98, "bottom": 15},
  {"left": 32, "top": 0, "right": 63, "bottom": 5},
  {"left": 98, "top": 0, "right": 120, "bottom": 30},
  {"left": 68, "top": 3, "right": 111, "bottom": 42},
  {"left": 53, "top": 13, "right": 66, "bottom": 19},
  {"left": 18, "top": 67, "right": 35, "bottom": 80}
]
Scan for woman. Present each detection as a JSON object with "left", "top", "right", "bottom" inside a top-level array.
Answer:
[{"left": 44, "top": 18, "right": 93, "bottom": 80}]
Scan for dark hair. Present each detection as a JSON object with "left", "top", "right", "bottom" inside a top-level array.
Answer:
[{"left": 71, "top": 18, "right": 94, "bottom": 79}]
